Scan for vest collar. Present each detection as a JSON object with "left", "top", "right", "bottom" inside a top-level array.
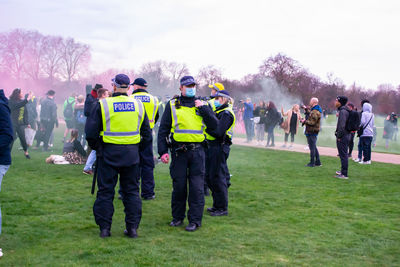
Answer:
[
  {"left": 133, "top": 89, "right": 148, "bottom": 94},
  {"left": 112, "top": 92, "right": 128, "bottom": 97},
  {"left": 216, "top": 103, "right": 229, "bottom": 111}
]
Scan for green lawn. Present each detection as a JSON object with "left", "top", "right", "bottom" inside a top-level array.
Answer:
[
  {"left": 1, "top": 129, "right": 400, "bottom": 266},
  {"left": 237, "top": 115, "right": 400, "bottom": 154}
]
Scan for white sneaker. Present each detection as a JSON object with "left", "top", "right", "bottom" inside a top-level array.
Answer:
[
  {"left": 359, "top": 160, "right": 371, "bottom": 165},
  {"left": 335, "top": 170, "right": 342, "bottom": 175},
  {"left": 353, "top": 158, "right": 361, "bottom": 162},
  {"left": 0, "top": 248, "right": 3, "bottom": 257}
]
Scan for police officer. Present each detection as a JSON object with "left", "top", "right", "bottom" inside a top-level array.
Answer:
[
  {"left": 207, "top": 82, "right": 225, "bottom": 111},
  {"left": 158, "top": 75, "right": 217, "bottom": 232},
  {"left": 205, "top": 90, "right": 235, "bottom": 216},
  {"left": 85, "top": 74, "right": 152, "bottom": 238},
  {"left": 130, "top": 78, "right": 159, "bottom": 200}
]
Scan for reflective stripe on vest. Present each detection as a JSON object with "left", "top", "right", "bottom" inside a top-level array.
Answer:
[
  {"left": 132, "top": 92, "right": 159, "bottom": 129},
  {"left": 216, "top": 106, "right": 236, "bottom": 138},
  {"left": 208, "top": 99, "right": 217, "bottom": 111},
  {"left": 206, "top": 106, "right": 236, "bottom": 140},
  {"left": 100, "top": 96, "right": 144, "bottom": 144},
  {"left": 170, "top": 99, "right": 205, "bottom": 142}
]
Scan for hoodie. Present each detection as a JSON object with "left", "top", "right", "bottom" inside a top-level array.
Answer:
[
  {"left": 360, "top": 103, "right": 374, "bottom": 137},
  {"left": 335, "top": 105, "right": 350, "bottom": 139},
  {"left": 0, "top": 90, "right": 14, "bottom": 165}
]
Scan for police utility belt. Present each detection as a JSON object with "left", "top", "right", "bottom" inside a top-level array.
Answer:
[{"left": 172, "top": 142, "right": 204, "bottom": 154}]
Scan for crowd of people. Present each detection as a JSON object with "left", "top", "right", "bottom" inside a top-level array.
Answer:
[{"left": 0, "top": 74, "right": 398, "bottom": 249}]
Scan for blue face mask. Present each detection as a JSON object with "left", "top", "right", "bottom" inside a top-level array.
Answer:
[
  {"left": 214, "top": 99, "right": 222, "bottom": 108},
  {"left": 185, "top": 87, "right": 196, "bottom": 97}
]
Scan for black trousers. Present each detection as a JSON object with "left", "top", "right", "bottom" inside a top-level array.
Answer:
[
  {"left": 306, "top": 135, "right": 320, "bottom": 165},
  {"left": 284, "top": 132, "right": 295, "bottom": 143},
  {"left": 348, "top": 132, "right": 355, "bottom": 156},
  {"left": 11, "top": 124, "right": 28, "bottom": 152},
  {"left": 206, "top": 143, "right": 230, "bottom": 211},
  {"left": 337, "top": 134, "right": 350, "bottom": 176},
  {"left": 139, "top": 141, "right": 155, "bottom": 198},
  {"left": 93, "top": 158, "right": 142, "bottom": 230},
  {"left": 41, "top": 120, "right": 55, "bottom": 150},
  {"left": 170, "top": 145, "right": 205, "bottom": 225}
]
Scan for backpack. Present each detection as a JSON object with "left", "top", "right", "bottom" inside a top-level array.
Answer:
[
  {"left": 75, "top": 109, "right": 86, "bottom": 125},
  {"left": 64, "top": 100, "right": 74, "bottom": 119},
  {"left": 345, "top": 110, "right": 361, "bottom": 132}
]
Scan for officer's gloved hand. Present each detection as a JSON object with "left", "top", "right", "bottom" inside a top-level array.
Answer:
[{"left": 161, "top": 153, "right": 169, "bottom": 164}]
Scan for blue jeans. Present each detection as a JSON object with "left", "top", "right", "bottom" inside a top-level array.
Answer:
[
  {"left": 83, "top": 150, "right": 96, "bottom": 171},
  {"left": 244, "top": 119, "right": 254, "bottom": 141},
  {"left": 0, "top": 165, "right": 10, "bottom": 235},
  {"left": 306, "top": 135, "right": 320, "bottom": 165},
  {"left": 357, "top": 139, "right": 363, "bottom": 160},
  {"left": 360, "top": 136, "right": 373, "bottom": 162},
  {"left": 267, "top": 125, "right": 275, "bottom": 146}
]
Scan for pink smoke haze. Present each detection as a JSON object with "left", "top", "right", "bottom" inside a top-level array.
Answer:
[{"left": 0, "top": 29, "right": 399, "bottom": 114}]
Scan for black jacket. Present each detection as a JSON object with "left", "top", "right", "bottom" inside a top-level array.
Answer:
[
  {"left": 0, "top": 90, "right": 13, "bottom": 165},
  {"left": 157, "top": 95, "right": 218, "bottom": 156},
  {"left": 84, "top": 92, "right": 97, "bottom": 117},
  {"left": 85, "top": 92, "right": 152, "bottom": 167},
  {"left": 206, "top": 103, "right": 234, "bottom": 144},
  {"left": 26, "top": 98, "right": 38, "bottom": 127},
  {"left": 335, "top": 105, "right": 350, "bottom": 139},
  {"left": 264, "top": 107, "right": 280, "bottom": 128},
  {"left": 40, "top": 97, "right": 58, "bottom": 125},
  {"left": 253, "top": 106, "right": 267, "bottom": 124},
  {"left": 8, "top": 98, "right": 28, "bottom": 126},
  {"left": 63, "top": 139, "right": 87, "bottom": 157}
]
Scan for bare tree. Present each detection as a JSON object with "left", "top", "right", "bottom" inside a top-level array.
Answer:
[
  {"left": 0, "top": 29, "right": 31, "bottom": 80},
  {"left": 24, "top": 31, "right": 46, "bottom": 81},
  {"left": 61, "top": 38, "right": 90, "bottom": 82},
  {"left": 196, "top": 65, "right": 223, "bottom": 86},
  {"left": 163, "top": 61, "right": 189, "bottom": 89},
  {"left": 138, "top": 61, "right": 170, "bottom": 95},
  {"left": 42, "top": 36, "right": 64, "bottom": 83}
]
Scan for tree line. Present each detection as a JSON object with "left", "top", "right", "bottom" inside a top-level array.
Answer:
[{"left": 0, "top": 29, "right": 399, "bottom": 114}]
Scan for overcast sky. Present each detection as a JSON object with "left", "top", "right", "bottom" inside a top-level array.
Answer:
[{"left": 0, "top": 0, "right": 399, "bottom": 89}]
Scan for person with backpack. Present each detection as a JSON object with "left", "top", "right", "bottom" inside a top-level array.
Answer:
[
  {"left": 334, "top": 96, "right": 351, "bottom": 179},
  {"left": 356, "top": 102, "right": 374, "bottom": 164},
  {"left": 74, "top": 95, "right": 86, "bottom": 146},
  {"left": 63, "top": 93, "right": 76, "bottom": 142},
  {"left": 346, "top": 103, "right": 358, "bottom": 158}
]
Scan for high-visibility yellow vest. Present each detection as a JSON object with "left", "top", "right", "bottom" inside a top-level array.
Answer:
[
  {"left": 100, "top": 95, "right": 144, "bottom": 144},
  {"left": 208, "top": 99, "right": 217, "bottom": 111},
  {"left": 170, "top": 99, "right": 205, "bottom": 143},
  {"left": 131, "top": 92, "right": 159, "bottom": 129},
  {"left": 205, "top": 106, "right": 236, "bottom": 141}
]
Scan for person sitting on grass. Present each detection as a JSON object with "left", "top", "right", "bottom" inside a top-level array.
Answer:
[{"left": 46, "top": 129, "right": 87, "bottom": 165}]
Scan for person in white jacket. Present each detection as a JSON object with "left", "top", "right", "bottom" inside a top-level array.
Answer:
[{"left": 358, "top": 103, "right": 374, "bottom": 164}]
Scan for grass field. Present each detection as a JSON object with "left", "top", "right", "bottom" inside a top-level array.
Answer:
[
  {"left": 236, "top": 114, "right": 400, "bottom": 155},
  {"left": 1, "top": 128, "right": 400, "bottom": 266}
]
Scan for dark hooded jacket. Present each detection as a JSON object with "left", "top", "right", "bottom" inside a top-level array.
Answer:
[
  {"left": 335, "top": 105, "right": 350, "bottom": 138},
  {"left": 0, "top": 90, "right": 14, "bottom": 165},
  {"left": 8, "top": 97, "right": 28, "bottom": 126}
]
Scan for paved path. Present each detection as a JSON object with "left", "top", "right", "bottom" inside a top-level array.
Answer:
[{"left": 233, "top": 137, "right": 400, "bottom": 165}]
